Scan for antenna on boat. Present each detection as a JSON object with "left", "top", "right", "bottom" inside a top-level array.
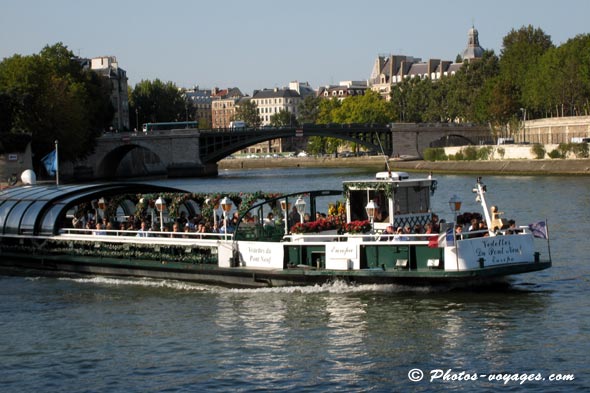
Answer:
[{"left": 375, "top": 134, "right": 392, "bottom": 178}]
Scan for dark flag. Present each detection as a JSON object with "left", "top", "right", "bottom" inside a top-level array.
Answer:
[{"left": 528, "top": 221, "right": 548, "bottom": 240}]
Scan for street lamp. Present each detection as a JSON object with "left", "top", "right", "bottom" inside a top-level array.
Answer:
[
  {"left": 155, "top": 196, "right": 166, "bottom": 232},
  {"left": 365, "top": 200, "right": 378, "bottom": 233},
  {"left": 280, "top": 199, "right": 291, "bottom": 234},
  {"left": 220, "top": 197, "right": 233, "bottom": 240},
  {"left": 295, "top": 196, "right": 306, "bottom": 224}
]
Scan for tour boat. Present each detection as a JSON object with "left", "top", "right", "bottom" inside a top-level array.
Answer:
[{"left": 0, "top": 173, "right": 551, "bottom": 287}]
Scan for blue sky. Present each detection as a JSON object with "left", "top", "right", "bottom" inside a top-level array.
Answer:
[{"left": 1, "top": 0, "right": 589, "bottom": 95}]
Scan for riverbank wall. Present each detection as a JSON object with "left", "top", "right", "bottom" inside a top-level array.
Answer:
[{"left": 219, "top": 156, "right": 590, "bottom": 176}]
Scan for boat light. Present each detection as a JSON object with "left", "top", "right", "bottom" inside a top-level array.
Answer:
[
  {"left": 220, "top": 197, "right": 233, "bottom": 213},
  {"left": 448, "top": 195, "right": 462, "bottom": 213},
  {"left": 155, "top": 196, "right": 166, "bottom": 212},
  {"left": 365, "top": 200, "right": 378, "bottom": 219},
  {"left": 295, "top": 197, "right": 306, "bottom": 222},
  {"left": 280, "top": 199, "right": 291, "bottom": 212}
]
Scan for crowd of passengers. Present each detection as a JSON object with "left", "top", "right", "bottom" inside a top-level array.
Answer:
[
  {"left": 70, "top": 210, "right": 244, "bottom": 238},
  {"left": 68, "top": 205, "right": 519, "bottom": 240},
  {"left": 378, "top": 210, "right": 519, "bottom": 241}
]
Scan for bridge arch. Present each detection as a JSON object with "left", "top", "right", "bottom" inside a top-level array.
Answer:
[
  {"left": 97, "top": 144, "right": 166, "bottom": 179},
  {"left": 199, "top": 126, "right": 393, "bottom": 163}
]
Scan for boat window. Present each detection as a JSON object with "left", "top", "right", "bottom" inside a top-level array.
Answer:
[
  {"left": 0, "top": 200, "right": 18, "bottom": 234},
  {"left": 4, "top": 200, "right": 34, "bottom": 234},
  {"left": 20, "top": 200, "right": 47, "bottom": 234},
  {"left": 348, "top": 190, "right": 389, "bottom": 221},
  {"left": 394, "top": 186, "right": 430, "bottom": 214},
  {"left": 40, "top": 204, "right": 65, "bottom": 235}
]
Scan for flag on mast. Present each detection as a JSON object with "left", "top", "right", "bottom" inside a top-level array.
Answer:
[{"left": 42, "top": 149, "right": 57, "bottom": 176}]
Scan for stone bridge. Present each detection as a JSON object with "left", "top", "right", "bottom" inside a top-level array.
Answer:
[{"left": 62, "top": 123, "right": 491, "bottom": 180}]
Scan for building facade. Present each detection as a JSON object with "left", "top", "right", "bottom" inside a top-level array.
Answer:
[
  {"left": 369, "top": 27, "right": 484, "bottom": 99},
  {"left": 185, "top": 87, "right": 213, "bottom": 129},
  {"left": 251, "top": 88, "right": 302, "bottom": 126},
  {"left": 318, "top": 80, "right": 369, "bottom": 101},
  {"left": 211, "top": 88, "right": 244, "bottom": 129},
  {"left": 90, "top": 56, "right": 130, "bottom": 131}
]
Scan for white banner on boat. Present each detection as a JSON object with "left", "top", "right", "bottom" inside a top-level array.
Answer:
[
  {"left": 453, "top": 234, "right": 536, "bottom": 270},
  {"left": 238, "top": 242, "right": 284, "bottom": 269},
  {"left": 326, "top": 243, "right": 359, "bottom": 270}
]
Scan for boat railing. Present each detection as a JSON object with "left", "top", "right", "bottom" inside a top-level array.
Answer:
[
  {"left": 285, "top": 232, "right": 433, "bottom": 244},
  {"left": 57, "top": 227, "right": 231, "bottom": 244},
  {"left": 455, "top": 226, "right": 533, "bottom": 240}
]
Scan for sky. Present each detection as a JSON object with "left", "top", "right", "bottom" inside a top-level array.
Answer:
[{"left": 1, "top": 0, "right": 589, "bottom": 96}]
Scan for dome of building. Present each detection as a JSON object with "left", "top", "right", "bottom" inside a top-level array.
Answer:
[{"left": 462, "top": 26, "right": 484, "bottom": 60}]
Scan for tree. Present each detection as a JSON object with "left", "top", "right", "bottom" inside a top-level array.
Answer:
[
  {"left": 0, "top": 43, "right": 113, "bottom": 164},
  {"left": 270, "top": 109, "right": 298, "bottom": 127},
  {"left": 499, "top": 25, "right": 553, "bottom": 119},
  {"left": 524, "top": 34, "right": 590, "bottom": 117},
  {"left": 129, "top": 79, "right": 186, "bottom": 125},
  {"left": 334, "top": 90, "right": 394, "bottom": 124},
  {"left": 234, "top": 99, "right": 261, "bottom": 128},
  {"left": 297, "top": 96, "right": 321, "bottom": 124}
]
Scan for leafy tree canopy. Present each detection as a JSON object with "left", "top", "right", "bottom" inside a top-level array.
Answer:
[{"left": 0, "top": 42, "right": 113, "bottom": 164}]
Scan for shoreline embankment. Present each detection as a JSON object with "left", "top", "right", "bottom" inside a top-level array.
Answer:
[{"left": 219, "top": 156, "right": 590, "bottom": 176}]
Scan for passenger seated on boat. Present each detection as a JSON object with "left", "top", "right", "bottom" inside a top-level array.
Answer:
[
  {"left": 398, "top": 225, "right": 411, "bottom": 241},
  {"left": 136, "top": 221, "right": 150, "bottom": 237},
  {"left": 380, "top": 225, "right": 396, "bottom": 241},
  {"left": 430, "top": 214, "right": 440, "bottom": 233},
  {"left": 263, "top": 213, "right": 275, "bottom": 228},
  {"left": 455, "top": 225, "right": 463, "bottom": 240},
  {"left": 505, "top": 219, "right": 520, "bottom": 234},
  {"left": 93, "top": 222, "right": 107, "bottom": 236},
  {"left": 171, "top": 222, "right": 183, "bottom": 238}
]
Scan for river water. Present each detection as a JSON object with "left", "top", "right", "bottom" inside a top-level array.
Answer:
[{"left": 1, "top": 167, "right": 589, "bottom": 392}]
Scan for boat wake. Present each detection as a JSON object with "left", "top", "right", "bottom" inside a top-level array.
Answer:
[{"left": 37, "top": 275, "right": 445, "bottom": 294}]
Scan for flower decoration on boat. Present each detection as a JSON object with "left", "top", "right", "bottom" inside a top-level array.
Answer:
[
  {"left": 328, "top": 201, "right": 346, "bottom": 218},
  {"left": 343, "top": 220, "right": 372, "bottom": 234},
  {"left": 290, "top": 216, "right": 343, "bottom": 234}
]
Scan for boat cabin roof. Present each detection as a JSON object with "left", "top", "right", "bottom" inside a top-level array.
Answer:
[{"left": 0, "top": 183, "right": 181, "bottom": 236}]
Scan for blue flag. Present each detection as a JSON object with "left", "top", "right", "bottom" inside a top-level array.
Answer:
[
  {"left": 445, "top": 226, "right": 454, "bottom": 246},
  {"left": 528, "top": 221, "right": 548, "bottom": 239},
  {"left": 42, "top": 150, "right": 57, "bottom": 176}
]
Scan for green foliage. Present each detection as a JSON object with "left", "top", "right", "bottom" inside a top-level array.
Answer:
[
  {"left": 531, "top": 143, "right": 546, "bottom": 159},
  {"left": 270, "top": 109, "right": 298, "bottom": 127},
  {"left": 423, "top": 148, "right": 448, "bottom": 161},
  {"left": 462, "top": 146, "right": 479, "bottom": 160},
  {"left": 571, "top": 142, "right": 589, "bottom": 158},
  {"left": 496, "top": 147, "right": 506, "bottom": 159},
  {"left": 548, "top": 149, "right": 563, "bottom": 159},
  {"left": 0, "top": 133, "right": 31, "bottom": 153},
  {"left": 476, "top": 146, "right": 493, "bottom": 160},
  {"left": 0, "top": 42, "right": 113, "bottom": 163},
  {"left": 552, "top": 142, "right": 590, "bottom": 158},
  {"left": 297, "top": 96, "right": 321, "bottom": 124},
  {"left": 234, "top": 100, "right": 261, "bottom": 128},
  {"left": 129, "top": 79, "right": 187, "bottom": 125}
]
